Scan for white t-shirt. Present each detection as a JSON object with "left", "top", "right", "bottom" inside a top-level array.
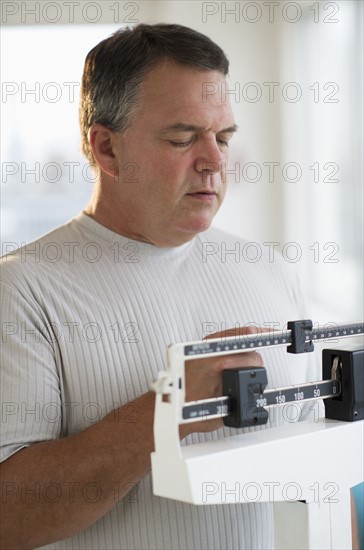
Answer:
[{"left": 1, "top": 213, "right": 318, "bottom": 549}]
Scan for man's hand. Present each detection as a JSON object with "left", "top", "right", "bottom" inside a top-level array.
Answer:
[{"left": 182, "top": 326, "right": 268, "bottom": 436}]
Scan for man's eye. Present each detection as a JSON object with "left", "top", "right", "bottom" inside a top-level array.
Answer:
[
  {"left": 169, "top": 140, "right": 194, "bottom": 147},
  {"left": 169, "top": 136, "right": 229, "bottom": 147},
  {"left": 217, "top": 135, "right": 232, "bottom": 146}
]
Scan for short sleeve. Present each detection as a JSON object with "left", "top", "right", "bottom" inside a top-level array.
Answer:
[{"left": 0, "top": 281, "right": 62, "bottom": 462}]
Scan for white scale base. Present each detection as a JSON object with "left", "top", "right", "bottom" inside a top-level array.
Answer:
[{"left": 152, "top": 418, "right": 363, "bottom": 549}]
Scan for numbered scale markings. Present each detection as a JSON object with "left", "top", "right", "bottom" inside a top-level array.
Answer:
[
  {"left": 182, "top": 379, "right": 341, "bottom": 423},
  {"left": 183, "top": 322, "right": 364, "bottom": 358}
]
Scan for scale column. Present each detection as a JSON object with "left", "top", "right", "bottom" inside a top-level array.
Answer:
[{"left": 274, "top": 492, "right": 352, "bottom": 549}]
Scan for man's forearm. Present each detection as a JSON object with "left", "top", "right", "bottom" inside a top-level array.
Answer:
[{"left": 0, "top": 391, "right": 156, "bottom": 550}]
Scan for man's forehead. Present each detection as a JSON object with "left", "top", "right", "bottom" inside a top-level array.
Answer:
[
  {"left": 132, "top": 61, "right": 235, "bottom": 132},
  {"left": 139, "top": 61, "right": 229, "bottom": 104}
]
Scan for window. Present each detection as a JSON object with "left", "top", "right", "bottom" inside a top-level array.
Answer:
[
  {"left": 280, "top": 0, "right": 363, "bottom": 320},
  {"left": 1, "top": 25, "right": 120, "bottom": 247}
]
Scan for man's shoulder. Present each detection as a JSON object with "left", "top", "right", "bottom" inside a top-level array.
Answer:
[{"left": 0, "top": 217, "right": 81, "bottom": 288}]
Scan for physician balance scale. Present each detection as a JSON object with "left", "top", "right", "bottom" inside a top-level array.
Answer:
[{"left": 151, "top": 320, "right": 364, "bottom": 549}]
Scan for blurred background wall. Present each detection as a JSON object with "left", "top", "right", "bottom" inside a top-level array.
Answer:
[{"left": 1, "top": 0, "right": 363, "bottom": 324}]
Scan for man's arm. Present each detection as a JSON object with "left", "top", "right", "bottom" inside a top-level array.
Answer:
[
  {"left": 0, "top": 391, "right": 156, "bottom": 550},
  {"left": 1, "top": 343, "right": 262, "bottom": 550}
]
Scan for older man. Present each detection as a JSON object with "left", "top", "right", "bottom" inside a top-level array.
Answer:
[{"left": 0, "top": 24, "right": 315, "bottom": 549}]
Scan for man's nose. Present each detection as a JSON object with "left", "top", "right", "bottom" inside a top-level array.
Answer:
[{"left": 194, "top": 138, "right": 224, "bottom": 174}]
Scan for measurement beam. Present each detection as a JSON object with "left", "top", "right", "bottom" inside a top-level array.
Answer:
[
  {"left": 182, "top": 321, "right": 363, "bottom": 358},
  {"left": 182, "top": 379, "right": 341, "bottom": 423}
]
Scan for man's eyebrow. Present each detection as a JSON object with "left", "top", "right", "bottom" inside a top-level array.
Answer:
[{"left": 160, "top": 123, "right": 238, "bottom": 134}]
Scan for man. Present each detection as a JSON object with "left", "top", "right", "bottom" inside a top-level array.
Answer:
[{"left": 1, "top": 24, "right": 317, "bottom": 549}]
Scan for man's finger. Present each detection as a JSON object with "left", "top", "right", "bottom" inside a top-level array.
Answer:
[{"left": 204, "top": 326, "right": 273, "bottom": 340}]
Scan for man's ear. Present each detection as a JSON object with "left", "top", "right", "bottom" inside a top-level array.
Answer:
[{"left": 88, "top": 124, "right": 119, "bottom": 178}]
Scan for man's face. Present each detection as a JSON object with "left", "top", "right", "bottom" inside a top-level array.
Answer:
[{"left": 105, "top": 61, "right": 236, "bottom": 246}]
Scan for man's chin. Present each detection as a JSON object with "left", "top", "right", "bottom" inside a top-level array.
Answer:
[{"left": 177, "top": 216, "right": 215, "bottom": 236}]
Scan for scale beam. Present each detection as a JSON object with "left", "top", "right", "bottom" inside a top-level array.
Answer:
[
  {"left": 181, "top": 378, "right": 341, "bottom": 424},
  {"left": 179, "top": 320, "right": 364, "bottom": 358}
]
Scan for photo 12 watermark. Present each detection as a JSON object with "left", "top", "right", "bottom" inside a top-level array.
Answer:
[
  {"left": 202, "top": 81, "right": 340, "bottom": 104},
  {"left": 201, "top": 480, "right": 340, "bottom": 504},
  {"left": 1, "top": 399, "right": 139, "bottom": 425},
  {"left": 1, "top": 161, "right": 139, "bottom": 185},
  {"left": 1, "top": 240, "right": 140, "bottom": 264},
  {"left": 201, "top": 241, "right": 340, "bottom": 264},
  {"left": 201, "top": 2, "right": 340, "bottom": 25},
  {"left": 1, "top": 1, "right": 140, "bottom": 24},
  {"left": 2, "top": 81, "right": 80, "bottom": 103},
  {"left": 212, "top": 161, "right": 340, "bottom": 184},
  {"left": 1, "top": 320, "right": 141, "bottom": 344},
  {"left": 1, "top": 479, "right": 139, "bottom": 504}
]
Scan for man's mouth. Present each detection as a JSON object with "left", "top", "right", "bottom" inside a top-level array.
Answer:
[{"left": 186, "top": 190, "right": 217, "bottom": 200}]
